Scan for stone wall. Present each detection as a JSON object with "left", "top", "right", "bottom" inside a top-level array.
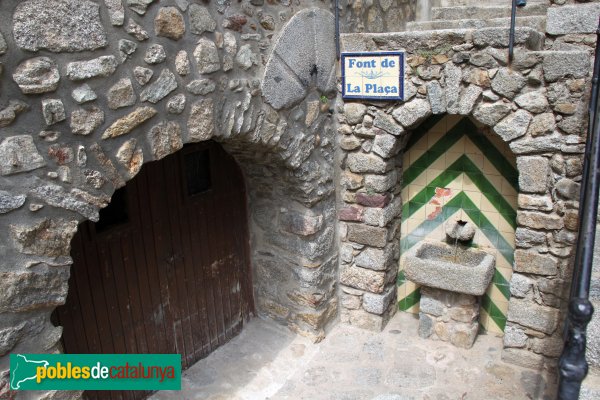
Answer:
[
  {"left": 338, "top": 2, "right": 596, "bottom": 368},
  {"left": 548, "top": 0, "right": 600, "bottom": 380},
  {"left": 338, "top": 0, "right": 418, "bottom": 33},
  {"left": 1, "top": 1, "right": 600, "bottom": 398},
  {"left": 0, "top": 1, "right": 340, "bottom": 398},
  {"left": 396, "top": 114, "right": 518, "bottom": 336},
  {"left": 589, "top": 212, "right": 600, "bottom": 374}
]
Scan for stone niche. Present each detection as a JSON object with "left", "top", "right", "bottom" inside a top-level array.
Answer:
[{"left": 338, "top": 10, "right": 591, "bottom": 370}]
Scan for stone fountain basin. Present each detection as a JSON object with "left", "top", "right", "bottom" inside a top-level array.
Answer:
[{"left": 402, "top": 241, "right": 496, "bottom": 296}]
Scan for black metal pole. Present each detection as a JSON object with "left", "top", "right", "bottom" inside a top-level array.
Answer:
[
  {"left": 588, "top": 21, "right": 600, "bottom": 130},
  {"left": 571, "top": 17, "right": 600, "bottom": 248},
  {"left": 508, "top": 0, "right": 517, "bottom": 64},
  {"left": 335, "top": 0, "right": 340, "bottom": 60},
  {"left": 557, "top": 18, "right": 600, "bottom": 400}
]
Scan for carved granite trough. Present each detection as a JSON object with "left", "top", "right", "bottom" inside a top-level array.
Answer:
[{"left": 402, "top": 241, "right": 496, "bottom": 296}]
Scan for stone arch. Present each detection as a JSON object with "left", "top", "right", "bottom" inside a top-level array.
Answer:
[
  {"left": 386, "top": 66, "right": 564, "bottom": 313},
  {"left": 338, "top": 30, "right": 584, "bottom": 367},
  {"left": 0, "top": 3, "right": 340, "bottom": 392},
  {"left": 396, "top": 112, "right": 519, "bottom": 336},
  {"left": 53, "top": 139, "right": 254, "bottom": 376}
]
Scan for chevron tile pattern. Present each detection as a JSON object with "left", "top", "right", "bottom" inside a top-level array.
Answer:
[{"left": 398, "top": 115, "right": 518, "bottom": 335}]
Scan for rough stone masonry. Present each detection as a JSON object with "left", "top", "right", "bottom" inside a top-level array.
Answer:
[
  {"left": 337, "top": 0, "right": 599, "bottom": 374},
  {"left": 0, "top": 0, "right": 597, "bottom": 398},
  {"left": 0, "top": 1, "right": 355, "bottom": 398}
]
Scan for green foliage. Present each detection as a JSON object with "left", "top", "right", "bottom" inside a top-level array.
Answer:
[{"left": 415, "top": 44, "right": 452, "bottom": 61}]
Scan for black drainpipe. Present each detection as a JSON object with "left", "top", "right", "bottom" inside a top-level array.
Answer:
[
  {"left": 557, "top": 18, "right": 600, "bottom": 400},
  {"left": 509, "top": 0, "right": 527, "bottom": 64}
]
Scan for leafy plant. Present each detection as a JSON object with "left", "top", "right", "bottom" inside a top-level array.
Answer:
[{"left": 416, "top": 44, "right": 452, "bottom": 61}]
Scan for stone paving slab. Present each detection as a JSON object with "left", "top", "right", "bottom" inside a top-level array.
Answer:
[{"left": 152, "top": 313, "right": 557, "bottom": 400}]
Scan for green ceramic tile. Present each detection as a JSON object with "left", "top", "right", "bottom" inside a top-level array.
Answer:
[
  {"left": 446, "top": 160, "right": 462, "bottom": 173},
  {"left": 403, "top": 166, "right": 426, "bottom": 188},
  {"left": 400, "top": 234, "right": 422, "bottom": 252},
  {"left": 442, "top": 205, "right": 460, "bottom": 220},
  {"left": 461, "top": 157, "right": 517, "bottom": 228},
  {"left": 492, "top": 269, "right": 509, "bottom": 288},
  {"left": 478, "top": 213, "right": 495, "bottom": 231},
  {"left": 461, "top": 194, "right": 479, "bottom": 211},
  {"left": 405, "top": 114, "right": 445, "bottom": 150},
  {"left": 462, "top": 157, "right": 481, "bottom": 175},
  {"left": 464, "top": 124, "right": 519, "bottom": 191},
  {"left": 481, "top": 293, "right": 491, "bottom": 309},
  {"left": 468, "top": 211, "right": 482, "bottom": 226},
  {"left": 495, "top": 239, "right": 515, "bottom": 265},
  {"left": 500, "top": 212, "right": 517, "bottom": 230},
  {"left": 481, "top": 294, "right": 507, "bottom": 331},
  {"left": 410, "top": 156, "right": 430, "bottom": 170},
  {"left": 401, "top": 203, "right": 410, "bottom": 219},
  {"left": 480, "top": 228, "right": 500, "bottom": 247},
  {"left": 409, "top": 200, "right": 426, "bottom": 214},
  {"left": 490, "top": 302, "right": 506, "bottom": 318},
  {"left": 407, "top": 155, "right": 517, "bottom": 231},
  {"left": 494, "top": 316, "right": 507, "bottom": 332},
  {"left": 398, "top": 289, "right": 421, "bottom": 311},
  {"left": 404, "top": 172, "right": 462, "bottom": 220},
  {"left": 403, "top": 118, "right": 471, "bottom": 188},
  {"left": 427, "top": 148, "right": 445, "bottom": 163},
  {"left": 411, "top": 224, "right": 432, "bottom": 238},
  {"left": 397, "top": 270, "right": 406, "bottom": 285}
]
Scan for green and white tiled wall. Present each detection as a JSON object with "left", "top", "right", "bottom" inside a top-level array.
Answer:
[{"left": 397, "top": 114, "right": 518, "bottom": 335}]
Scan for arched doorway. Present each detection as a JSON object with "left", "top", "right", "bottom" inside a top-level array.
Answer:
[{"left": 53, "top": 141, "right": 253, "bottom": 399}]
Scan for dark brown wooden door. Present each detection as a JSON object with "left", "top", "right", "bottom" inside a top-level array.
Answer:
[{"left": 54, "top": 141, "right": 253, "bottom": 400}]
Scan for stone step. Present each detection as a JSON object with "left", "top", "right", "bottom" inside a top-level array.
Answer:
[
  {"left": 342, "top": 27, "right": 546, "bottom": 54},
  {"left": 581, "top": 372, "right": 600, "bottom": 400},
  {"left": 407, "top": 16, "right": 546, "bottom": 32},
  {"left": 438, "top": 0, "right": 548, "bottom": 6},
  {"left": 432, "top": 4, "right": 549, "bottom": 21}
]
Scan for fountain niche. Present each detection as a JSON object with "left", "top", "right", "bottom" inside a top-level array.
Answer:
[{"left": 402, "top": 220, "right": 496, "bottom": 348}]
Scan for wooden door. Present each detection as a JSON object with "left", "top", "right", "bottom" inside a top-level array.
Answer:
[{"left": 54, "top": 141, "right": 254, "bottom": 400}]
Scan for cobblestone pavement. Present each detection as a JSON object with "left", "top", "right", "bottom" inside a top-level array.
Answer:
[{"left": 152, "top": 312, "right": 557, "bottom": 400}]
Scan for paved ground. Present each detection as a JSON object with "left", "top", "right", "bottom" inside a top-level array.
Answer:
[
  {"left": 152, "top": 312, "right": 557, "bottom": 400},
  {"left": 582, "top": 373, "right": 600, "bottom": 400}
]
